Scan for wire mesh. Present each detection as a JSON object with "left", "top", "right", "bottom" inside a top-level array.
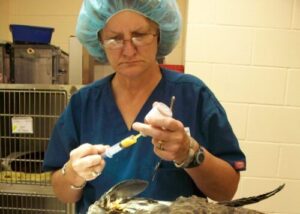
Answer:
[
  {"left": 0, "top": 86, "right": 68, "bottom": 185},
  {"left": 0, "top": 192, "right": 69, "bottom": 214}
]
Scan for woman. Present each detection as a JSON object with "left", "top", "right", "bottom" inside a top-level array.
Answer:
[{"left": 43, "top": 0, "right": 246, "bottom": 213}]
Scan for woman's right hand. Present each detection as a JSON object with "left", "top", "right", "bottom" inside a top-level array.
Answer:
[{"left": 67, "top": 143, "right": 107, "bottom": 184}]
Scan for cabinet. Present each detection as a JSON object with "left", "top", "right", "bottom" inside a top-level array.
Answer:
[{"left": 8, "top": 44, "right": 68, "bottom": 84}]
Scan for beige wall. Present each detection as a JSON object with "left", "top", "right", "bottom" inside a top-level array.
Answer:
[
  {"left": 0, "top": 0, "right": 82, "bottom": 51},
  {"left": 185, "top": 0, "right": 300, "bottom": 213},
  {"left": 0, "top": 0, "right": 10, "bottom": 41}
]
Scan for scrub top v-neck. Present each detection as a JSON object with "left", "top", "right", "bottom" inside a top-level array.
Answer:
[{"left": 104, "top": 72, "right": 165, "bottom": 132}]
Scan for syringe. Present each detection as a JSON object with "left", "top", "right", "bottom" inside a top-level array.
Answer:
[{"left": 102, "top": 133, "right": 142, "bottom": 158}]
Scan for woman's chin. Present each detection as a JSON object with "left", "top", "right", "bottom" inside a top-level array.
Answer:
[{"left": 116, "top": 65, "right": 147, "bottom": 77}]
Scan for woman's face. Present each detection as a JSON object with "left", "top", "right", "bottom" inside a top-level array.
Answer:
[{"left": 100, "top": 11, "right": 159, "bottom": 78}]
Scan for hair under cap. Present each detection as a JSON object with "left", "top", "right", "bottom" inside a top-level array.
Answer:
[{"left": 76, "top": 0, "right": 182, "bottom": 63}]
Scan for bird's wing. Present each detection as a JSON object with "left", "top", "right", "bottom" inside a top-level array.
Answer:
[{"left": 218, "top": 184, "right": 285, "bottom": 207}]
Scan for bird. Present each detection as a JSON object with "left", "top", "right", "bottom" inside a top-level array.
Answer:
[{"left": 87, "top": 179, "right": 285, "bottom": 214}]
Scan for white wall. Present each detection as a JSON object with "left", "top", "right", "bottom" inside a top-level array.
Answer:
[{"left": 185, "top": 1, "right": 300, "bottom": 213}]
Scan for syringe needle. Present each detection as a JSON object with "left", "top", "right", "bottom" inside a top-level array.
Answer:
[{"left": 170, "top": 96, "right": 175, "bottom": 111}]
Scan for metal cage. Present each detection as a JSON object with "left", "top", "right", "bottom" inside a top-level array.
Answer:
[
  {"left": 0, "top": 84, "right": 80, "bottom": 214},
  {"left": 0, "top": 191, "right": 73, "bottom": 214}
]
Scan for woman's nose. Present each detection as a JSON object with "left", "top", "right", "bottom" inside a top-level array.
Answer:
[{"left": 122, "top": 39, "right": 137, "bottom": 57}]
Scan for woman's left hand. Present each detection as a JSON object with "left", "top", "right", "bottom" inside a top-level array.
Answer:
[{"left": 132, "top": 112, "right": 190, "bottom": 163}]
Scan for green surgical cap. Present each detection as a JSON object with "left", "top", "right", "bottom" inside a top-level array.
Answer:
[{"left": 76, "top": 0, "right": 182, "bottom": 63}]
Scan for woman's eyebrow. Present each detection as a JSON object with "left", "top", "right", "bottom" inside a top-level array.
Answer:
[{"left": 105, "top": 25, "right": 152, "bottom": 35}]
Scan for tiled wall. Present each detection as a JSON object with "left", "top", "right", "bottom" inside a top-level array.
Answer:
[{"left": 185, "top": 0, "right": 300, "bottom": 213}]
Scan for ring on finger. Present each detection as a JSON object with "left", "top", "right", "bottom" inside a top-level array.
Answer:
[
  {"left": 91, "top": 170, "right": 101, "bottom": 178},
  {"left": 157, "top": 141, "right": 165, "bottom": 151}
]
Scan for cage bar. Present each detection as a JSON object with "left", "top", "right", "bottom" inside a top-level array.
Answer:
[{"left": 0, "top": 192, "right": 73, "bottom": 214}]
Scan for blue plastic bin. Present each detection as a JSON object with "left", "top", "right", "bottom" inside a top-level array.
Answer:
[{"left": 10, "top": 24, "right": 54, "bottom": 44}]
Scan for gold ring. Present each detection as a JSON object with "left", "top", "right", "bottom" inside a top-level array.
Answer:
[
  {"left": 91, "top": 171, "right": 101, "bottom": 178},
  {"left": 157, "top": 141, "right": 164, "bottom": 151}
]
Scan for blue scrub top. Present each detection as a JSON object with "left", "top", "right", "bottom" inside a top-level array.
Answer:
[{"left": 43, "top": 68, "right": 246, "bottom": 213}]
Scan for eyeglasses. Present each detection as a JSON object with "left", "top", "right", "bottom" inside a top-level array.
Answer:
[{"left": 101, "top": 33, "right": 157, "bottom": 50}]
